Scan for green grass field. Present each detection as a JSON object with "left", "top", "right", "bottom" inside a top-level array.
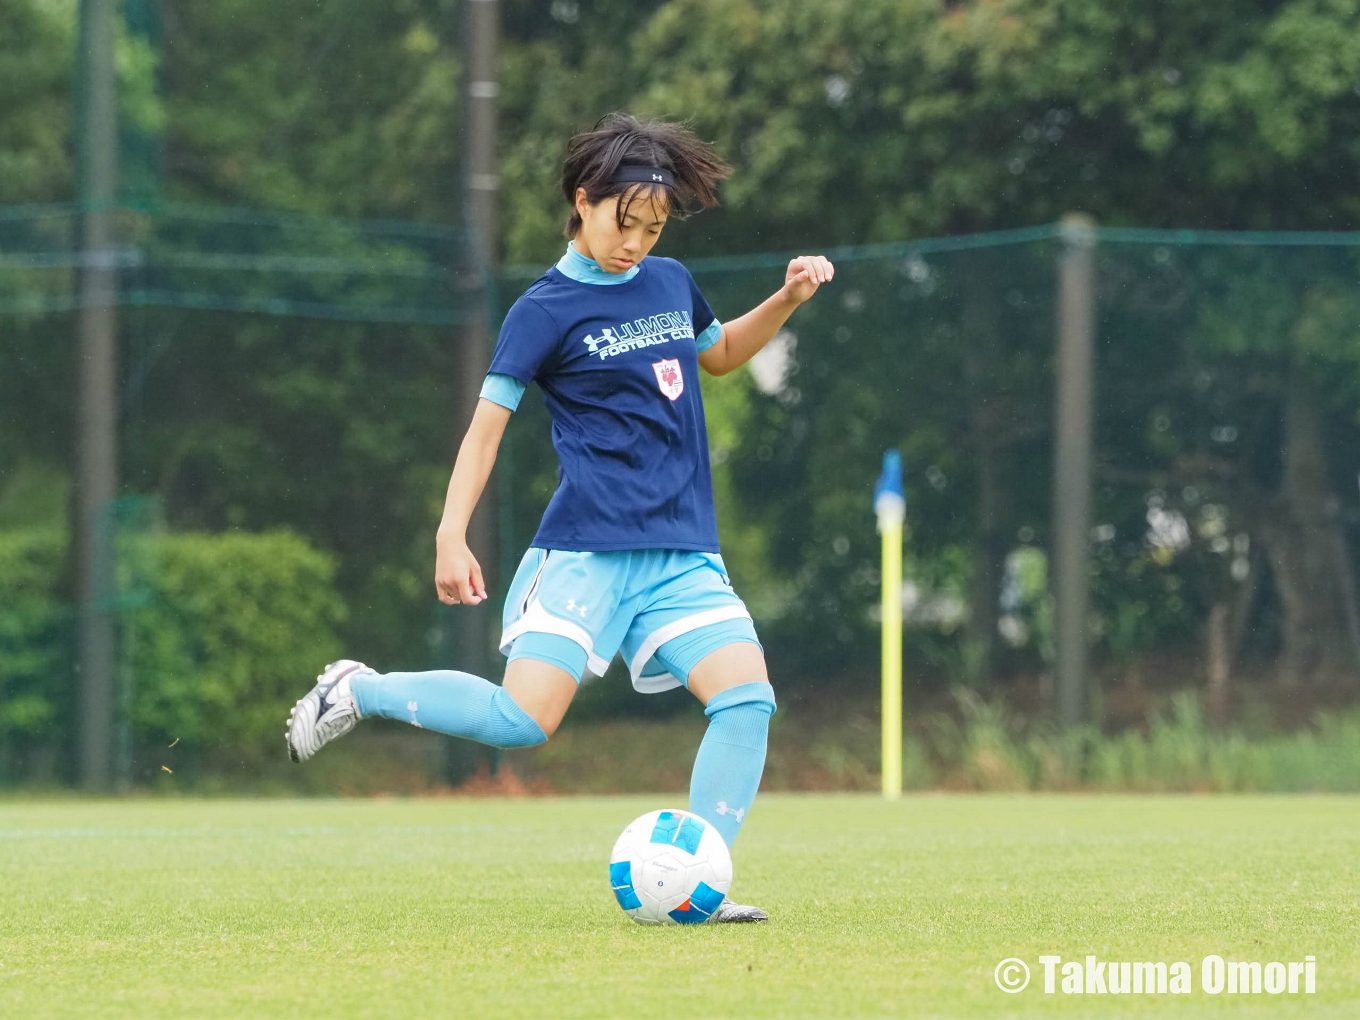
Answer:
[{"left": 2, "top": 794, "right": 1357, "bottom": 1019}]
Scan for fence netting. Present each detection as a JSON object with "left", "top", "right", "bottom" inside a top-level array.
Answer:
[{"left": 3, "top": 207, "right": 1359, "bottom": 784}]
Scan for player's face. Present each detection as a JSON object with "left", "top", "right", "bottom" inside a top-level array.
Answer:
[{"left": 574, "top": 186, "right": 669, "bottom": 273}]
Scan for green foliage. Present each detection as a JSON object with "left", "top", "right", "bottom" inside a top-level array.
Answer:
[
  {"left": 126, "top": 530, "right": 346, "bottom": 765},
  {"left": 5, "top": 0, "right": 1360, "bottom": 760},
  {"left": 156, "top": 0, "right": 463, "bottom": 221},
  {"left": 0, "top": 519, "right": 346, "bottom": 780},
  {"left": 511, "top": 685, "right": 1360, "bottom": 796},
  {"left": 1085, "top": 693, "right": 1360, "bottom": 793},
  {"left": 700, "top": 368, "right": 786, "bottom": 616},
  {"left": 916, "top": 688, "right": 1360, "bottom": 793},
  {"left": 113, "top": 305, "right": 462, "bottom": 668},
  {"left": 11, "top": 0, "right": 1360, "bottom": 239},
  {"left": 0, "top": 528, "right": 71, "bottom": 750},
  {"left": 0, "top": 0, "right": 72, "bottom": 203},
  {"left": 489, "top": 0, "right": 1360, "bottom": 261},
  {"left": 0, "top": 460, "right": 68, "bottom": 529}
]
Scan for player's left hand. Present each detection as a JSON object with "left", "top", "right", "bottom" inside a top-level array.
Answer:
[{"left": 782, "top": 255, "right": 834, "bottom": 305}]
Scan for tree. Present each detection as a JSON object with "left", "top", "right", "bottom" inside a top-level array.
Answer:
[
  {"left": 0, "top": 0, "right": 72, "bottom": 203},
  {"left": 6, "top": 0, "right": 1360, "bottom": 707}
]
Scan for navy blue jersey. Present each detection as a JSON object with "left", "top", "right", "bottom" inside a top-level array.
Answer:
[{"left": 488, "top": 251, "right": 723, "bottom": 552}]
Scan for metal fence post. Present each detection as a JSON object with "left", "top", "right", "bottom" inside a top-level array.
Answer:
[
  {"left": 76, "top": 0, "right": 121, "bottom": 791},
  {"left": 1053, "top": 215, "right": 1096, "bottom": 730}
]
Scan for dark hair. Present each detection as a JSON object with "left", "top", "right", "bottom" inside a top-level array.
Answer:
[{"left": 560, "top": 112, "right": 732, "bottom": 238}]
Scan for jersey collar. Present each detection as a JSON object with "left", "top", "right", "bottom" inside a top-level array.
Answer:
[{"left": 556, "top": 241, "right": 641, "bottom": 285}]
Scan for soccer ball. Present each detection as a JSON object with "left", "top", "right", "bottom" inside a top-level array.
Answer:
[{"left": 609, "top": 809, "right": 733, "bottom": 925}]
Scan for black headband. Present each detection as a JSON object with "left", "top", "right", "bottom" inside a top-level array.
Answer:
[{"left": 608, "top": 165, "right": 675, "bottom": 188}]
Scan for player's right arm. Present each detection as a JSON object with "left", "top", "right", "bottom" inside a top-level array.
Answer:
[
  {"left": 439, "top": 291, "right": 558, "bottom": 604},
  {"left": 435, "top": 397, "right": 512, "bottom": 606}
]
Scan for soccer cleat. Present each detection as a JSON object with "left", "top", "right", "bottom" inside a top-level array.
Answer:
[
  {"left": 286, "top": 659, "right": 368, "bottom": 763},
  {"left": 707, "top": 897, "right": 769, "bottom": 923}
]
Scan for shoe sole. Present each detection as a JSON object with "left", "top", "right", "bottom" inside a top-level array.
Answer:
[
  {"left": 286, "top": 695, "right": 316, "bottom": 763},
  {"left": 287, "top": 661, "right": 363, "bottom": 763}
]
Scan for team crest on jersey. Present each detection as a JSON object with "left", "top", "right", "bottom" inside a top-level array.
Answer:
[{"left": 652, "top": 358, "right": 684, "bottom": 400}]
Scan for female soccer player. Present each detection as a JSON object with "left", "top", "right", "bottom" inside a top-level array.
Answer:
[{"left": 286, "top": 112, "right": 833, "bottom": 922}]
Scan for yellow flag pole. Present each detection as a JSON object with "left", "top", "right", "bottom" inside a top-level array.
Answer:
[{"left": 874, "top": 451, "right": 905, "bottom": 800}]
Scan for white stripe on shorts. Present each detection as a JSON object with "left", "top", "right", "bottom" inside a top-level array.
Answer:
[
  {"left": 521, "top": 550, "right": 550, "bottom": 616},
  {"left": 627, "top": 605, "right": 753, "bottom": 690},
  {"left": 499, "top": 598, "right": 612, "bottom": 677}
]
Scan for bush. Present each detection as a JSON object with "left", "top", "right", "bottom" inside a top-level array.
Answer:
[
  {"left": 126, "top": 530, "right": 347, "bottom": 773},
  {"left": 0, "top": 528, "right": 72, "bottom": 777},
  {"left": 0, "top": 524, "right": 347, "bottom": 783}
]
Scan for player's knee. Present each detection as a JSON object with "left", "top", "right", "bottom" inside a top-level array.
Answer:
[
  {"left": 686, "top": 639, "right": 768, "bottom": 703},
  {"left": 532, "top": 709, "right": 561, "bottom": 740},
  {"left": 502, "top": 651, "right": 580, "bottom": 742},
  {"left": 704, "top": 679, "right": 776, "bottom": 719},
  {"left": 488, "top": 686, "right": 550, "bottom": 747}
]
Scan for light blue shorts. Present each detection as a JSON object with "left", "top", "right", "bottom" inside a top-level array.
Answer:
[{"left": 499, "top": 548, "right": 762, "bottom": 692}]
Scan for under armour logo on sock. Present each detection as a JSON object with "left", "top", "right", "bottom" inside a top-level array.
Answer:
[
  {"left": 715, "top": 801, "right": 746, "bottom": 823},
  {"left": 407, "top": 700, "right": 421, "bottom": 728}
]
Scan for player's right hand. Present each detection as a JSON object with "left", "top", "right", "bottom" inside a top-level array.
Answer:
[{"left": 435, "top": 532, "right": 487, "bottom": 606}]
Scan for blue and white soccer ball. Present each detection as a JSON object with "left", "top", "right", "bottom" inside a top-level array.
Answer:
[{"left": 609, "top": 809, "right": 733, "bottom": 925}]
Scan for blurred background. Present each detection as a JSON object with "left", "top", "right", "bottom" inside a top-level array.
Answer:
[{"left": 3, "top": 0, "right": 1359, "bottom": 795}]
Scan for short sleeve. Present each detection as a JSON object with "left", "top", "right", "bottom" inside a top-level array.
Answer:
[
  {"left": 480, "top": 373, "right": 527, "bottom": 411},
  {"left": 683, "top": 267, "right": 723, "bottom": 352},
  {"left": 488, "top": 295, "right": 563, "bottom": 384}
]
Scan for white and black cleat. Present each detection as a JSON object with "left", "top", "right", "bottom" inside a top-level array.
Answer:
[
  {"left": 286, "top": 659, "right": 368, "bottom": 763},
  {"left": 708, "top": 897, "right": 769, "bottom": 923}
]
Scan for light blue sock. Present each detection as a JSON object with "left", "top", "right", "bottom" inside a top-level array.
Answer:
[
  {"left": 350, "top": 670, "right": 547, "bottom": 748},
  {"left": 688, "top": 681, "right": 776, "bottom": 847}
]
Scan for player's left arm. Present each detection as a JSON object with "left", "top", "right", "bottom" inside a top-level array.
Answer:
[{"left": 698, "top": 254, "right": 834, "bottom": 376}]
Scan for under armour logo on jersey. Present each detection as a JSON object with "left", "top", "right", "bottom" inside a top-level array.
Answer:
[
  {"left": 565, "top": 599, "right": 589, "bottom": 618},
  {"left": 581, "top": 327, "right": 616, "bottom": 354},
  {"left": 715, "top": 801, "right": 746, "bottom": 823},
  {"left": 579, "top": 312, "right": 693, "bottom": 360}
]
